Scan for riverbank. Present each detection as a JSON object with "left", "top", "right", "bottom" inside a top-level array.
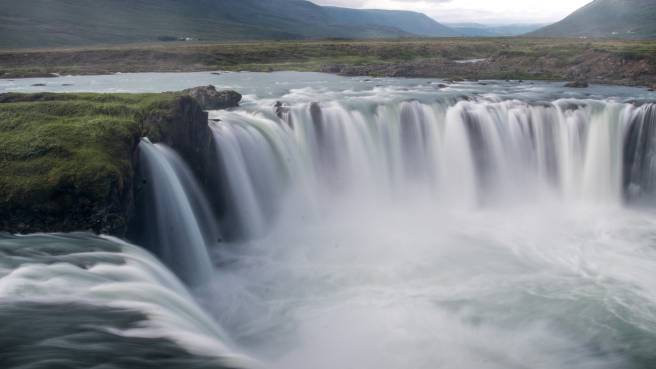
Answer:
[
  {"left": 0, "top": 87, "right": 239, "bottom": 235},
  {"left": 1, "top": 38, "right": 655, "bottom": 88}
]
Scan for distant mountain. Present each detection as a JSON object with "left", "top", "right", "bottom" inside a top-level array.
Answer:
[
  {"left": 446, "top": 23, "right": 545, "bottom": 37},
  {"left": 324, "top": 7, "right": 457, "bottom": 37},
  {"left": 0, "top": 0, "right": 457, "bottom": 48},
  {"left": 529, "top": 0, "right": 656, "bottom": 39}
]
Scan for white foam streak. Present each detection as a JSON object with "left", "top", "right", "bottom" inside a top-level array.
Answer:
[{"left": 0, "top": 236, "right": 252, "bottom": 366}]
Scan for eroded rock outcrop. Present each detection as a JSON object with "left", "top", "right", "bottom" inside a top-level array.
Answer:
[{"left": 183, "top": 85, "right": 242, "bottom": 110}]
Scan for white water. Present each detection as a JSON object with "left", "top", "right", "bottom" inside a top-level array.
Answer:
[
  {"left": 3, "top": 73, "right": 656, "bottom": 368},
  {"left": 137, "top": 139, "right": 214, "bottom": 286},
  {"left": 0, "top": 233, "right": 250, "bottom": 368},
  {"left": 208, "top": 98, "right": 654, "bottom": 235},
  {"left": 200, "top": 95, "right": 656, "bottom": 368}
]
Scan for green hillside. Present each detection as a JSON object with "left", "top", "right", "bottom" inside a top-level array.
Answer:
[
  {"left": 0, "top": 0, "right": 456, "bottom": 48},
  {"left": 530, "top": 0, "right": 656, "bottom": 39}
]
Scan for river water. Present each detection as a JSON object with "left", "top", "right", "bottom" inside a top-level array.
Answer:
[{"left": 1, "top": 72, "right": 656, "bottom": 369}]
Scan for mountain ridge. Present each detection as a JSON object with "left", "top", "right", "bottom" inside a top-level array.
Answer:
[
  {"left": 529, "top": 0, "right": 656, "bottom": 39},
  {"left": 0, "top": 0, "right": 457, "bottom": 48}
]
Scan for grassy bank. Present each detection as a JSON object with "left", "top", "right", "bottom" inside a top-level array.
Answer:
[
  {"left": 1, "top": 38, "right": 655, "bottom": 87},
  {"left": 0, "top": 93, "right": 175, "bottom": 202},
  {"left": 0, "top": 92, "right": 181, "bottom": 233}
]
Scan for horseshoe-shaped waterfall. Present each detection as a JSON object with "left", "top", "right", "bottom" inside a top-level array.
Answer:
[{"left": 2, "top": 72, "right": 656, "bottom": 369}]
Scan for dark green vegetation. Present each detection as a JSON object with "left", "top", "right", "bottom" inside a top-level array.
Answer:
[
  {"left": 530, "top": 0, "right": 656, "bottom": 39},
  {"left": 0, "top": 92, "right": 204, "bottom": 234},
  {"left": 0, "top": 0, "right": 456, "bottom": 48},
  {"left": 1, "top": 38, "right": 655, "bottom": 87}
]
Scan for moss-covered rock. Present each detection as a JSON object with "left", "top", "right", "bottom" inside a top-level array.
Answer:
[
  {"left": 182, "top": 86, "right": 241, "bottom": 110},
  {"left": 0, "top": 91, "right": 215, "bottom": 235}
]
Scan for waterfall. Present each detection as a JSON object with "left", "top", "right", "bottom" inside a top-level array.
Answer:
[
  {"left": 135, "top": 98, "right": 656, "bottom": 259},
  {"left": 207, "top": 100, "right": 655, "bottom": 238},
  {"left": 4, "top": 73, "right": 656, "bottom": 369},
  {"left": 624, "top": 103, "right": 656, "bottom": 204},
  {"left": 135, "top": 139, "right": 214, "bottom": 286},
  {"left": 209, "top": 115, "right": 308, "bottom": 239},
  {"left": 0, "top": 233, "right": 250, "bottom": 368}
]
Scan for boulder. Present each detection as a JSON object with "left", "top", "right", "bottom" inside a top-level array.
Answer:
[
  {"left": 183, "top": 85, "right": 242, "bottom": 110},
  {"left": 564, "top": 80, "right": 589, "bottom": 88}
]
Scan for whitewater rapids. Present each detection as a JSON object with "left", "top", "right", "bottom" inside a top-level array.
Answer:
[
  {"left": 2, "top": 72, "right": 656, "bottom": 368},
  {"left": 199, "top": 79, "right": 656, "bottom": 369}
]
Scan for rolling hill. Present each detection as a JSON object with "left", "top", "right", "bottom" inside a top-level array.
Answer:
[
  {"left": 0, "top": 0, "right": 458, "bottom": 48},
  {"left": 529, "top": 0, "right": 656, "bottom": 39}
]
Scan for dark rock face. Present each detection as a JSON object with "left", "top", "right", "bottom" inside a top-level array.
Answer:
[
  {"left": 274, "top": 101, "right": 292, "bottom": 127},
  {"left": 1, "top": 175, "right": 134, "bottom": 236},
  {"left": 141, "top": 95, "right": 214, "bottom": 183},
  {"left": 133, "top": 94, "right": 232, "bottom": 236},
  {"left": 138, "top": 95, "right": 227, "bottom": 220},
  {"left": 183, "top": 85, "right": 241, "bottom": 110},
  {"left": 564, "top": 80, "right": 589, "bottom": 88}
]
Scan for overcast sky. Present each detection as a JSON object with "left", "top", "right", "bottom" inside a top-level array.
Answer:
[{"left": 310, "top": 0, "right": 593, "bottom": 25}]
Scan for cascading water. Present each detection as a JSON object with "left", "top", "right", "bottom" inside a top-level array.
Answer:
[
  {"left": 208, "top": 98, "right": 647, "bottom": 219},
  {"left": 209, "top": 115, "right": 309, "bottom": 238},
  {"left": 624, "top": 103, "right": 656, "bottom": 203},
  {"left": 134, "top": 139, "right": 215, "bottom": 286},
  {"left": 203, "top": 94, "right": 656, "bottom": 369},
  {"left": 3, "top": 72, "right": 656, "bottom": 369},
  {"left": 0, "top": 233, "right": 248, "bottom": 369}
]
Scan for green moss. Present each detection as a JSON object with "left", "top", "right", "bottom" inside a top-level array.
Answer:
[{"left": 0, "top": 92, "right": 180, "bottom": 208}]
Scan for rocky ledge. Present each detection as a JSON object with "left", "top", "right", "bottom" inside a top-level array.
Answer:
[
  {"left": 183, "top": 86, "right": 242, "bottom": 110},
  {"left": 0, "top": 87, "right": 240, "bottom": 236}
]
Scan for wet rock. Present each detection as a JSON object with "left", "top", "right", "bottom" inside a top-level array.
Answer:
[
  {"left": 560, "top": 102, "right": 587, "bottom": 111},
  {"left": 274, "top": 101, "right": 293, "bottom": 128},
  {"left": 274, "top": 101, "right": 290, "bottom": 118},
  {"left": 183, "top": 85, "right": 241, "bottom": 110},
  {"left": 31, "top": 83, "right": 46, "bottom": 87},
  {"left": 564, "top": 80, "right": 589, "bottom": 88}
]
